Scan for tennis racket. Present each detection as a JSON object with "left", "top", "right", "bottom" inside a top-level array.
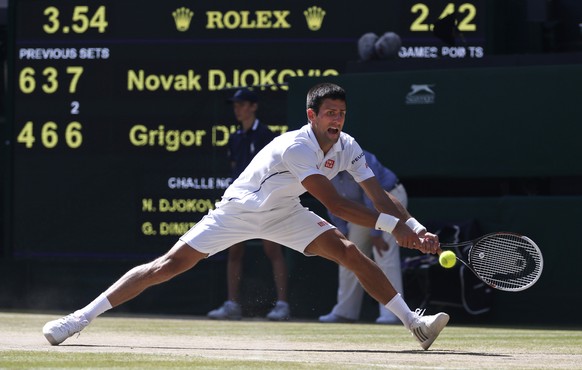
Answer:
[{"left": 439, "top": 232, "right": 543, "bottom": 292}]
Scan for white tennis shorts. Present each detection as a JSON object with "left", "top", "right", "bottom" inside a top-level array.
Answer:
[{"left": 179, "top": 201, "right": 335, "bottom": 257}]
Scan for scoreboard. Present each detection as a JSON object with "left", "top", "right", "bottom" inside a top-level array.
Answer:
[{"left": 6, "top": 0, "right": 486, "bottom": 259}]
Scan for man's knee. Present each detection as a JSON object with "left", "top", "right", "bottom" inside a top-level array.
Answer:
[
  {"left": 144, "top": 256, "right": 180, "bottom": 283},
  {"left": 148, "top": 243, "right": 204, "bottom": 283},
  {"left": 338, "top": 242, "right": 364, "bottom": 268}
]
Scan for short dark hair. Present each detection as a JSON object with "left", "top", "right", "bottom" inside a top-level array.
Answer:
[{"left": 306, "top": 83, "right": 346, "bottom": 114}]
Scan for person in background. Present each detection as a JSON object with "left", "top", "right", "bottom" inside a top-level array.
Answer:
[
  {"left": 320, "top": 150, "right": 406, "bottom": 324},
  {"left": 207, "top": 88, "right": 290, "bottom": 321}
]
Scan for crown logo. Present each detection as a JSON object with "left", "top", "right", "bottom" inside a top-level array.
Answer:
[
  {"left": 304, "top": 6, "right": 326, "bottom": 31},
  {"left": 172, "top": 7, "right": 194, "bottom": 32}
]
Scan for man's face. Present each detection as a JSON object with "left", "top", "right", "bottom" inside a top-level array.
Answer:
[
  {"left": 308, "top": 98, "right": 346, "bottom": 150},
  {"left": 233, "top": 101, "right": 257, "bottom": 123}
]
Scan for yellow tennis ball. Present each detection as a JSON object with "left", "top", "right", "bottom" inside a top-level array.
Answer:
[{"left": 439, "top": 250, "right": 457, "bottom": 268}]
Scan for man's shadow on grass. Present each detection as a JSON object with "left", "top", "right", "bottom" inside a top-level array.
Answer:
[{"left": 67, "top": 344, "right": 509, "bottom": 357}]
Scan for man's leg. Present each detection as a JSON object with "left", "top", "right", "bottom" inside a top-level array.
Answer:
[
  {"left": 43, "top": 241, "right": 207, "bottom": 345},
  {"left": 325, "top": 223, "right": 372, "bottom": 322},
  {"left": 306, "top": 229, "right": 397, "bottom": 306},
  {"left": 105, "top": 241, "right": 207, "bottom": 306},
  {"left": 305, "top": 229, "right": 450, "bottom": 350},
  {"left": 373, "top": 232, "right": 403, "bottom": 323}
]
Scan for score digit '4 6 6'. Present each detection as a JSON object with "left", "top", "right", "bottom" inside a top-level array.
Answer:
[{"left": 16, "top": 121, "right": 83, "bottom": 149}]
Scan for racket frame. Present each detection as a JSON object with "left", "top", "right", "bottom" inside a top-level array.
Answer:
[{"left": 439, "top": 232, "right": 544, "bottom": 292}]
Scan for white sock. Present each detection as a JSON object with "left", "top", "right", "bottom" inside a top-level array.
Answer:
[
  {"left": 385, "top": 293, "right": 413, "bottom": 329},
  {"left": 75, "top": 293, "right": 113, "bottom": 322}
]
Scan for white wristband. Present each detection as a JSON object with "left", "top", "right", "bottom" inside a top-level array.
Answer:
[
  {"left": 375, "top": 213, "right": 400, "bottom": 233},
  {"left": 405, "top": 217, "right": 427, "bottom": 235}
]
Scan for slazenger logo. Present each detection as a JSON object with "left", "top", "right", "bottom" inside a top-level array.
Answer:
[{"left": 405, "top": 84, "right": 435, "bottom": 105}]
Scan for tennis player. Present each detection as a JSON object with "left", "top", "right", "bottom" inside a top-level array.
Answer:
[{"left": 43, "top": 82, "right": 449, "bottom": 350}]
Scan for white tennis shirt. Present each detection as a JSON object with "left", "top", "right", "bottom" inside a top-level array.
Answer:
[{"left": 217, "top": 123, "right": 375, "bottom": 211}]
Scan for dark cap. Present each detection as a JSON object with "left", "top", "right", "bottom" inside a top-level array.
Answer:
[{"left": 227, "top": 88, "right": 258, "bottom": 103}]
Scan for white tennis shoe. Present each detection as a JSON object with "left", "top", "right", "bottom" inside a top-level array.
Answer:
[
  {"left": 409, "top": 309, "right": 449, "bottom": 350},
  {"left": 266, "top": 301, "right": 290, "bottom": 321},
  {"left": 207, "top": 300, "right": 242, "bottom": 320},
  {"left": 43, "top": 312, "right": 89, "bottom": 345}
]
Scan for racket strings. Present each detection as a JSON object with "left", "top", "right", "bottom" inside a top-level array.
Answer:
[{"left": 470, "top": 234, "right": 542, "bottom": 291}]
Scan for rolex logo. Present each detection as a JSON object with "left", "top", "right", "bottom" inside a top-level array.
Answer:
[
  {"left": 172, "top": 7, "right": 194, "bottom": 32},
  {"left": 303, "top": 6, "right": 326, "bottom": 31}
]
